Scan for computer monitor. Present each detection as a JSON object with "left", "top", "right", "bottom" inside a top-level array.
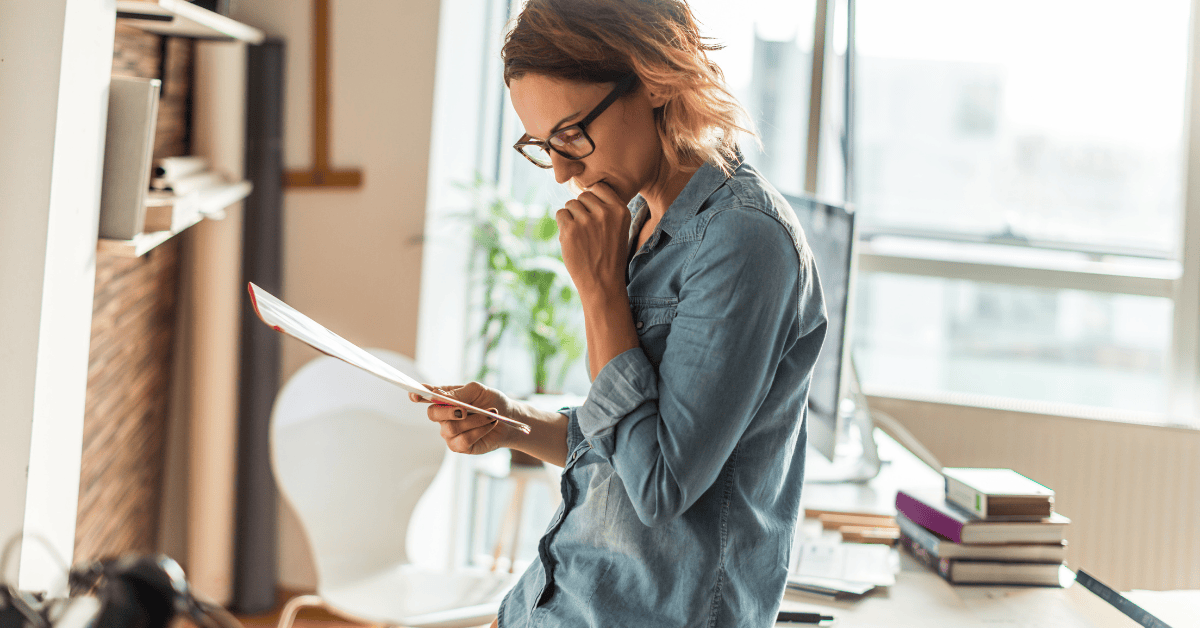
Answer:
[{"left": 781, "top": 193, "right": 864, "bottom": 466}]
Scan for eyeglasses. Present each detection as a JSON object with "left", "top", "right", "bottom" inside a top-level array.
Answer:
[{"left": 513, "top": 73, "right": 639, "bottom": 169}]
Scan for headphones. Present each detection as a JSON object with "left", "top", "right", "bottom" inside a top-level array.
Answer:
[{"left": 2, "top": 554, "right": 239, "bottom": 628}]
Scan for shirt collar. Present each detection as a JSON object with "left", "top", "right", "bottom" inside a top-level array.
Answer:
[{"left": 633, "top": 155, "right": 738, "bottom": 242}]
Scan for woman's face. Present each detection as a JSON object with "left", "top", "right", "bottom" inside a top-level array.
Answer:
[{"left": 509, "top": 73, "right": 665, "bottom": 204}]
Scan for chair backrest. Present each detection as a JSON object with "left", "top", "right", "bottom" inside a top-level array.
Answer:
[{"left": 270, "top": 350, "right": 445, "bottom": 589}]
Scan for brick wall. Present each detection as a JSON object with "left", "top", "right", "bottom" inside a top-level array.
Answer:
[{"left": 74, "top": 24, "right": 194, "bottom": 561}]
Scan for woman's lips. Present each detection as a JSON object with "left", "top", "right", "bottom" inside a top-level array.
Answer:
[{"left": 582, "top": 179, "right": 613, "bottom": 193}]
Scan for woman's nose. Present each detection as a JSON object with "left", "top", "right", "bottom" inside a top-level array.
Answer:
[{"left": 551, "top": 152, "right": 584, "bottom": 185}]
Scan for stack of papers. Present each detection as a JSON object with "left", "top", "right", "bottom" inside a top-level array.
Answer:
[{"left": 787, "top": 539, "right": 899, "bottom": 596}]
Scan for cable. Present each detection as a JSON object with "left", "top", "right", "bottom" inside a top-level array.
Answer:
[{"left": 868, "top": 408, "right": 942, "bottom": 472}]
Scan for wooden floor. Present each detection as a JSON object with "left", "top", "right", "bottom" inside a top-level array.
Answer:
[
  {"left": 232, "top": 597, "right": 360, "bottom": 628},
  {"left": 229, "top": 593, "right": 492, "bottom": 628}
]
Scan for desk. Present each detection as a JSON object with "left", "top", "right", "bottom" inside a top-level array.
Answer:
[{"left": 780, "top": 432, "right": 1145, "bottom": 628}]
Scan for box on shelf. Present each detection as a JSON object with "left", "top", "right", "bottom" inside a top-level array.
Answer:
[{"left": 98, "top": 76, "right": 160, "bottom": 240}]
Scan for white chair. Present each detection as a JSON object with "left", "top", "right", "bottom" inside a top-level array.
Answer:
[{"left": 271, "top": 350, "right": 510, "bottom": 628}]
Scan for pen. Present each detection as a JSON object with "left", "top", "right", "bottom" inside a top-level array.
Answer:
[{"left": 776, "top": 611, "right": 835, "bottom": 624}]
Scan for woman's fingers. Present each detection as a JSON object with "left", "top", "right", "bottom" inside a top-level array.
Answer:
[
  {"left": 574, "top": 191, "right": 618, "bottom": 217},
  {"left": 586, "top": 180, "right": 626, "bottom": 206},
  {"left": 407, "top": 382, "right": 508, "bottom": 456},
  {"left": 437, "top": 410, "right": 495, "bottom": 439},
  {"left": 437, "top": 406, "right": 501, "bottom": 455},
  {"left": 560, "top": 199, "right": 591, "bottom": 226},
  {"left": 409, "top": 383, "right": 463, "bottom": 404},
  {"left": 446, "top": 420, "right": 500, "bottom": 455},
  {"left": 427, "top": 401, "right": 470, "bottom": 423}
]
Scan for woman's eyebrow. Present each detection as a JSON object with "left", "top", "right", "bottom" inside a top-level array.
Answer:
[{"left": 529, "top": 110, "right": 583, "bottom": 140}]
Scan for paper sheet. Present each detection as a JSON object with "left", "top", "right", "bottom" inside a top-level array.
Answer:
[{"left": 247, "top": 282, "right": 530, "bottom": 434}]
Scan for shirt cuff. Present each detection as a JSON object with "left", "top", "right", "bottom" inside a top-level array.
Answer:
[
  {"left": 563, "top": 406, "right": 586, "bottom": 456},
  {"left": 577, "top": 347, "right": 659, "bottom": 458}
]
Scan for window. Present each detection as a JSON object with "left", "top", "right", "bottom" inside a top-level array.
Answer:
[
  {"left": 853, "top": 0, "right": 1196, "bottom": 418},
  {"left": 855, "top": 0, "right": 1188, "bottom": 253}
]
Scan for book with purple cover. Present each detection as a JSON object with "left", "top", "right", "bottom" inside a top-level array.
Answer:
[
  {"left": 896, "top": 511, "right": 1067, "bottom": 563},
  {"left": 895, "top": 490, "right": 1069, "bottom": 544}
]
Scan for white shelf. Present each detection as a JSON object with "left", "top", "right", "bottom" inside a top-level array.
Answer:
[
  {"left": 116, "top": 0, "right": 265, "bottom": 44},
  {"left": 99, "top": 180, "right": 252, "bottom": 257}
]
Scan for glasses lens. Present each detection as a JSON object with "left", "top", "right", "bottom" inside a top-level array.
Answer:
[
  {"left": 549, "top": 126, "right": 594, "bottom": 159},
  {"left": 518, "top": 144, "right": 553, "bottom": 167}
]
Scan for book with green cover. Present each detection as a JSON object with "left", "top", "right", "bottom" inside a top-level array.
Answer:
[{"left": 943, "top": 467, "right": 1054, "bottom": 519}]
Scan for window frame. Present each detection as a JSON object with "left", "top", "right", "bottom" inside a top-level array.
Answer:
[{"left": 822, "top": 0, "right": 1200, "bottom": 426}]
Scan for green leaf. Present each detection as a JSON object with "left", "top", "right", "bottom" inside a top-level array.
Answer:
[{"left": 535, "top": 215, "right": 558, "bottom": 241}]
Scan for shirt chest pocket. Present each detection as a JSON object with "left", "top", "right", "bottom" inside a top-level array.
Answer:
[{"left": 630, "top": 298, "right": 678, "bottom": 364}]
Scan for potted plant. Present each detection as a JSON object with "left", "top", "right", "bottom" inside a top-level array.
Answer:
[{"left": 459, "top": 176, "right": 585, "bottom": 396}]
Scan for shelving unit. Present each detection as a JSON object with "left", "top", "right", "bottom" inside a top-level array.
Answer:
[
  {"left": 115, "top": 0, "right": 265, "bottom": 44},
  {"left": 100, "top": 3, "right": 262, "bottom": 257},
  {"left": 99, "top": 180, "right": 252, "bottom": 257}
]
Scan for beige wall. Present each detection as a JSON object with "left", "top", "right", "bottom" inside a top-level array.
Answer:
[
  {"left": 869, "top": 394, "right": 1200, "bottom": 591},
  {"left": 230, "top": 0, "right": 442, "bottom": 590}
]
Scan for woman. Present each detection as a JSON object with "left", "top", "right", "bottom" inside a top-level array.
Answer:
[{"left": 413, "top": 0, "right": 827, "bottom": 625}]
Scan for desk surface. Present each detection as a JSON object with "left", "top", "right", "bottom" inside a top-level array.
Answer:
[{"left": 781, "top": 432, "right": 1145, "bottom": 628}]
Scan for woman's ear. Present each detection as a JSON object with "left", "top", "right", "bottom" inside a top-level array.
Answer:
[{"left": 646, "top": 85, "right": 668, "bottom": 108}]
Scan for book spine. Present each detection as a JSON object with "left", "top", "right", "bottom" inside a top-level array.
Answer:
[
  {"left": 895, "top": 491, "right": 965, "bottom": 543},
  {"left": 895, "top": 511, "right": 943, "bottom": 557},
  {"left": 898, "top": 533, "right": 952, "bottom": 580},
  {"left": 945, "top": 475, "right": 988, "bottom": 518}
]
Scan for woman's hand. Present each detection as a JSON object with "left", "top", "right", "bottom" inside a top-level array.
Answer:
[
  {"left": 409, "top": 382, "right": 519, "bottom": 456},
  {"left": 556, "top": 181, "right": 631, "bottom": 296}
]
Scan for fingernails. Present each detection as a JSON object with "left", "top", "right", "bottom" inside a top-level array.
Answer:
[{"left": 454, "top": 410, "right": 463, "bottom": 418}]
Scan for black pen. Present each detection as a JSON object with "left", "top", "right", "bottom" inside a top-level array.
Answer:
[{"left": 777, "top": 611, "right": 835, "bottom": 624}]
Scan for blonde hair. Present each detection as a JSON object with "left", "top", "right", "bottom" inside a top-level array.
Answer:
[{"left": 502, "top": 0, "right": 755, "bottom": 175}]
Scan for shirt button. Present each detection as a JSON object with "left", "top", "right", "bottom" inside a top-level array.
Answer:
[{"left": 636, "top": 321, "right": 644, "bottom": 329}]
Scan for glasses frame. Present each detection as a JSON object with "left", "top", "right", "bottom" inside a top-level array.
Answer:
[{"left": 513, "top": 73, "right": 639, "bottom": 169}]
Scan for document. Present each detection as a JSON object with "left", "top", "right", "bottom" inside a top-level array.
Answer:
[
  {"left": 786, "top": 539, "right": 898, "bottom": 596},
  {"left": 247, "top": 282, "right": 531, "bottom": 434}
]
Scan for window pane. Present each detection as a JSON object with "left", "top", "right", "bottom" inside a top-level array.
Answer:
[
  {"left": 853, "top": 274, "right": 1172, "bottom": 413},
  {"left": 854, "top": 0, "right": 1190, "bottom": 255},
  {"left": 695, "top": 0, "right": 818, "bottom": 195}
]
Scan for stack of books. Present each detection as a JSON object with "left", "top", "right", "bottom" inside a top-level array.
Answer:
[{"left": 895, "top": 467, "right": 1069, "bottom": 586}]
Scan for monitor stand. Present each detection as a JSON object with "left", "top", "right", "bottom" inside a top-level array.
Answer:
[
  {"left": 804, "top": 396, "right": 883, "bottom": 483},
  {"left": 804, "top": 363, "right": 884, "bottom": 484}
]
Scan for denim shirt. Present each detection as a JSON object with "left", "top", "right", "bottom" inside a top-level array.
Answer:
[{"left": 498, "top": 158, "right": 828, "bottom": 628}]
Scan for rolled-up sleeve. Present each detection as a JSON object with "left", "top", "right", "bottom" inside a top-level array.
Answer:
[
  {"left": 576, "top": 348, "right": 658, "bottom": 457},
  {"left": 576, "top": 208, "right": 811, "bottom": 527},
  {"left": 563, "top": 406, "right": 588, "bottom": 456}
]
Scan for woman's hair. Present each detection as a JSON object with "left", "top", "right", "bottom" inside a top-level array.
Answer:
[{"left": 502, "top": 0, "right": 755, "bottom": 175}]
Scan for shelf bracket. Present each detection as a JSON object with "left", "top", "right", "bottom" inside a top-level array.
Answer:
[{"left": 284, "top": 0, "right": 363, "bottom": 189}]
